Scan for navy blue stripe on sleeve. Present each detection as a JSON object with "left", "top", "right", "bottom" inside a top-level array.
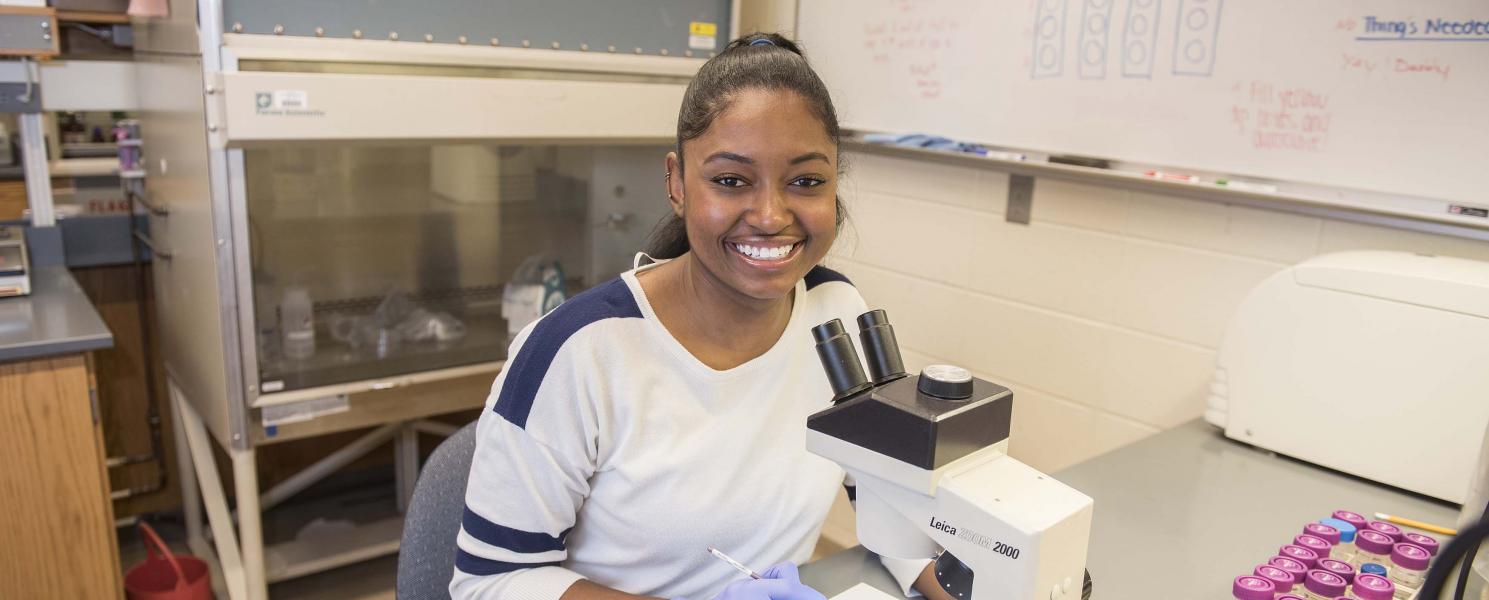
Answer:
[
  {"left": 455, "top": 548, "right": 562, "bottom": 576},
  {"left": 493, "top": 277, "right": 643, "bottom": 429},
  {"left": 805, "top": 265, "right": 853, "bottom": 290},
  {"left": 462, "top": 506, "right": 572, "bottom": 553}
]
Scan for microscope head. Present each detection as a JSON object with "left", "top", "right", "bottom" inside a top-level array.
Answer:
[
  {"left": 808, "top": 312, "right": 1014, "bottom": 494},
  {"left": 807, "top": 310, "right": 1094, "bottom": 600}
]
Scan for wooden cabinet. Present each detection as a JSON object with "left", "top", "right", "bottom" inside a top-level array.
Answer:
[{"left": 0, "top": 354, "right": 123, "bottom": 599}]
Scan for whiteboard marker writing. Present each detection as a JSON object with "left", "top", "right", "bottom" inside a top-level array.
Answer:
[
  {"left": 1145, "top": 170, "right": 1200, "bottom": 183},
  {"left": 1216, "top": 179, "right": 1278, "bottom": 193}
]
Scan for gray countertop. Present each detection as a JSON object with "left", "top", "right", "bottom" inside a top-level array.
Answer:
[
  {"left": 801, "top": 419, "right": 1461, "bottom": 599},
  {"left": 0, "top": 266, "right": 113, "bottom": 362}
]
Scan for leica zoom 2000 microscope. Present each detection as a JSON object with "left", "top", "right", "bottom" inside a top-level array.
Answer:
[{"left": 809, "top": 310, "right": 1093, "bottom": 600}]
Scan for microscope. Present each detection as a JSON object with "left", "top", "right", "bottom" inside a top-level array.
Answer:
[{"left": 809, "top": 310, "right": 1093, "bottom": 600}]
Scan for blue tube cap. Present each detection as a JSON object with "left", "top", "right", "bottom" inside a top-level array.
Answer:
[
  {"left": 1319, "top": 517, "right": 1357, "bottom": 543},
  {"left": 1360, "top": 563, "right": 1388, "bottom": 576}
]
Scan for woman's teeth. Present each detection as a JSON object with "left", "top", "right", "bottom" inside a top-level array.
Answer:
[{"left": 733, "top": 242, "right": 797, "bottom": 261}]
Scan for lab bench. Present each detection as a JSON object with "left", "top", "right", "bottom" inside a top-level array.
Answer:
[
  {"left": 0, "top": 265, "right": 122, "bottom": 598},
  {"left": 800, "top": 419, "right": 1462, "bottom": 599}
]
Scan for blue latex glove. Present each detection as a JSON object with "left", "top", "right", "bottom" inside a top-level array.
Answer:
[{"left": 705, "top": 562, "right": 828, "bottom": 600}]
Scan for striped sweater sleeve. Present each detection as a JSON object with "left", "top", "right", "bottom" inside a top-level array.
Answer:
[{"left": 450, "top": 335, "right": 600, "bottom": 599}]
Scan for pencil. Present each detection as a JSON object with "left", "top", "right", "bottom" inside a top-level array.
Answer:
[
  {"left": 1374, "top": 512, "right": 1458, "bottom": 536},
  {"left": 707, "top": 546, "right": 763, "bottom": 580}
]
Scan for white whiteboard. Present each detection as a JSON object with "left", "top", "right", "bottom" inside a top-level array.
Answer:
[{"left": 798, "top": 0, "right": 1489, "bottom": 205}]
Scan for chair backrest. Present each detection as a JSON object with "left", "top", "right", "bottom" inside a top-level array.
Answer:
[{"left": 397, "top": 422, "right": 479, "bottom": 600}]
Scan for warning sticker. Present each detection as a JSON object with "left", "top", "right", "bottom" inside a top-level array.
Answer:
[{"left": 689, "top": 21, "right": 718, "bottom": 50}]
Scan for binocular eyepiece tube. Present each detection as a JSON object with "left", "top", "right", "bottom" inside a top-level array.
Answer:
[
  {"left": 812, "top": 309, "right": 908, "bottom": 404},
  {"left": 857, "top": 309, "right": 907, "bottom": 385}
]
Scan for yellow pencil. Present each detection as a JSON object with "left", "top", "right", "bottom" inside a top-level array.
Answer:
[{"left": 1375, "top": 512, "right": 1458, "bottom": 536}]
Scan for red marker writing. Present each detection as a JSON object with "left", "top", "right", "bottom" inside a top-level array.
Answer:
[{"left": 1145, "top": 170, "right": 1200, "bottom": 183}]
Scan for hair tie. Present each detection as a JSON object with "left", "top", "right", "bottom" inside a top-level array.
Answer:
[{"left": 749, "top": 39, "right": 776, "bottom": 47}]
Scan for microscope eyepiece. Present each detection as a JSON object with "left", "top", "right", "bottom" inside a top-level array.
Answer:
[
  {"left": 812, "top": 318, "right": 872, "bottom": 404},
  {"left": 856, "top": 309, "right": 907, "bottom": 385}
]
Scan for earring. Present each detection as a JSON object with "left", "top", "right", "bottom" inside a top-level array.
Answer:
[{"left": 665, "top": 171, "right": 676, "bottom": 201}]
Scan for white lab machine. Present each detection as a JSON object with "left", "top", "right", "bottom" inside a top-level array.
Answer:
[
  {"left": 808, "top": 311, "right": 1093, "bottom": 600},
  {"left": 1206, "top": 250, "right": 1489, "bottom": 503}
]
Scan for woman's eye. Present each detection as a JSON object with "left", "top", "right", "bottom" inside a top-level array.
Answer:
[
  {"left": 712, "top": 176, "right": 746, "bottom": 188},
  {"left": 792, "top": 177, "right": 826, "bottom": 188}
]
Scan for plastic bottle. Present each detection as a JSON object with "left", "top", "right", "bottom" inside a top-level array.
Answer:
[
  {"left": 1295, "top": 534, "right": 1335, "bottom": 561},
  {"left": 1235, "top": 575, "right": 1277, "bottom": 600},
  {"left": 1305, "top": 523, "right": 1345, "bottom": 560},
  {"left": 1270, "top": 556, "right": 1309, "bottom": 593},
  {"left": 1353, "top": 531, "right": 1394, "bottom": 571},
  {"left": 1317, "top": 558, "right": 1355, "bottom": 586},
  {"left": 1351, "top": 573, "right": 1395, "bottom": 600},
  {"left": 1319, "top": 518, "right": 1359, "bottom": 563},
  {"left": 1282, "top": 544, "right": 1322, "bottom": 570},
  {"left": 1365, "top": 521, "right": 1403, "bottom": 544},
  {"left": 1387, "top": 543, "right": 1430, "bottom": 598},
  {"left": 280, "top": 285, "right": 316, "bottom": 360},
  {"left": 1402, "top": 532, "right": 1439, "bottom": 557},
  {"left": 1255, "top": 565, "right": 1296, "bottom": 598},
  {"left": 1302, "top": 570, "right": 1348, "bottom": 600}
]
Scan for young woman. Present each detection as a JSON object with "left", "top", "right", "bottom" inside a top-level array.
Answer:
[{"left": 453, "top": 33, "right": 949, "bottom": 600}]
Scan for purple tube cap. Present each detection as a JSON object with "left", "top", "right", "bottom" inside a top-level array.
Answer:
[
  {"left": 1352, "top": 573, "right": 1396, "bottom": 600},
  {"left": 1405, "top": 532, "right": 1440, "bottom": 556},
  {"left": 1295, "top": 533, "right": 1333, "bottom": 552},
  {"left": 1233, "top": 575, "right": 1276, "bottom": 600},
  {"left": 1268, "top": 555, "right": 1308, "bottom": 579},
  {"left": 1366, "top": 520, "right": 1403, "bottom": 541},
  {"left": 1356, "top": 530, "right": 1395, "bottom": 555},
  {"left": 1391, "top": 543, "right": 1431, "bottom": 571},
  {"left": 1304, "top": 569, "right": 1347, "bottom": 597},
  {"left": 1333, "top": 510, "right": 1368, "bottom": 529},
  {"left": 1304, "top": 522, "right": 1342, "bottom": 545},
  {"left": 1317, "top": 558, "right": 1355, "bottom": 583},
  {"left": 1277, "top": 597, "right": 1306, "bottom": 600},
  {"left": 1254, "top": 565, "right": 1295, "bottom": 589},
  {"left": 1279, "top": 544, "right": 1320, "bottom": 568}
]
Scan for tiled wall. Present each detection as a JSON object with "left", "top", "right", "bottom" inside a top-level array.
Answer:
[{"left": 826, "top": 151, "right": 1489, "bottom": 474}]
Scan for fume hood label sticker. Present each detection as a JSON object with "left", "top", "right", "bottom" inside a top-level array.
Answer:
[
  {"left": 255, "top": 90, "right": 323, "bottom": 117},
  {"left": 689, "top": 21, "right": 717, "bottom": 50}
]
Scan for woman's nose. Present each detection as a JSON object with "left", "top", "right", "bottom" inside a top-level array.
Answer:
[{"left": 746, "top": 185, "right": 791, "bottom": 233}]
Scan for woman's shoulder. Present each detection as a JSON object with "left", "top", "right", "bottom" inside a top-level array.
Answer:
[
  {"left": 801, "top": 264, "right": 867, "bottom": 317},
  {"left": 803, "top": 264, "right": 854, "bottom": 292},
  {"left": 492, "top": 277, "right": 646, "bottom": 427}
]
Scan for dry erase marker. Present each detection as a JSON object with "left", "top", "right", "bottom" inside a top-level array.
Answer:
[
  {"left": 1145, "top": 170, "right": 1200, "bottom": 183},
  {"left": 707, "top": 546, "right": 762, "bottom": 580},
  {"left": 977, "top": 149, "right": 1028, "bottom": 161},
  {"left": 1216, "top": 179, "right": 1278, "bottom": 194}
]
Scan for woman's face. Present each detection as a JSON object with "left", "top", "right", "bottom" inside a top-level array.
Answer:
[{"left": 666, "top": 88, "right": 838, "bottom": 302}]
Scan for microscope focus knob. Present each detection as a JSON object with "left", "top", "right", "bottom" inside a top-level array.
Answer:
[
  {"left": 918, "top": 364, "right": 973, "bottom": 400},
  {"left": 933, "top": 550, "right": 974, "bottom": 599}
]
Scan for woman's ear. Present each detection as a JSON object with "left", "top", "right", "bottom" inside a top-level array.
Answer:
[{"left": 665, "top": 152, "right": 685, "bottom": 217}]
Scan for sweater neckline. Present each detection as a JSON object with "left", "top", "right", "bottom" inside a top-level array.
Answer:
[{"left": 621, "top": 261, "right": 806, "bottom": 380}]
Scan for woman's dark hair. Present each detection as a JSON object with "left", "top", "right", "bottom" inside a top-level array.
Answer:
[{"left": 643, "top": 32, "right": 845, "bottom": 259}]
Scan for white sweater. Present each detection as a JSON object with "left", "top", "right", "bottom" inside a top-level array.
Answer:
[{"left": 451, "top": 263, "right": 930, "bottom": 600}]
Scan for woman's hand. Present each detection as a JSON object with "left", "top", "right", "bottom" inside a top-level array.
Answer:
[{"left": 691, "top": 562, "right": 829, "bottom": 600}]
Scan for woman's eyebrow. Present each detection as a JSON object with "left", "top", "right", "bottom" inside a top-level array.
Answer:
[
  {"left": 789, "top": 152, "right": 830, "bottom": 166},
  {"left": 704, "top": 151, "right": 754, "bottom": 165}
]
